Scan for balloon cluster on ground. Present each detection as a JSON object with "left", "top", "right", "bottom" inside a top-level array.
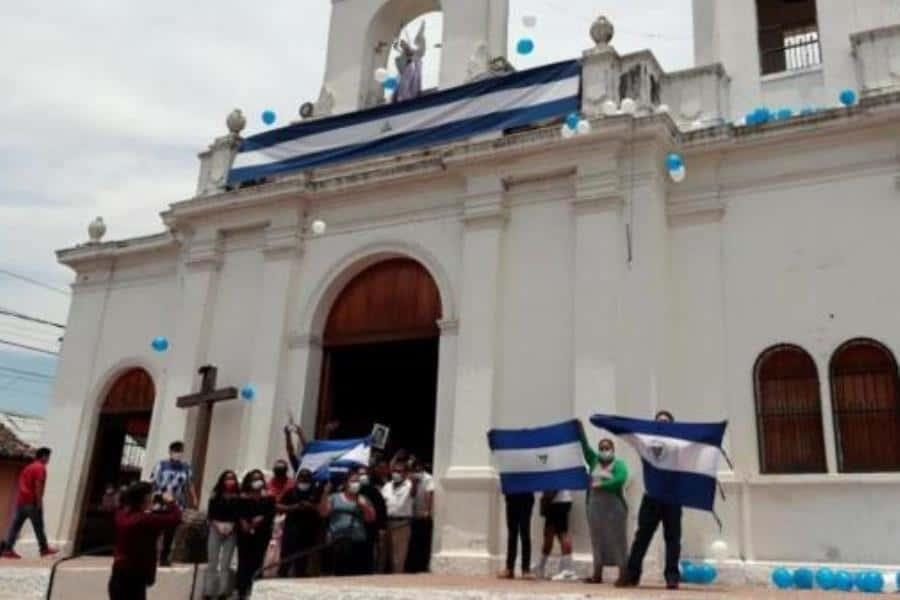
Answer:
[
  {"left": 681, "top": 561, "right": 717, "bottom": 585},
  {"left": 151, "top": 336, "right": 169, "bottom": 353},
  {"left": 772, "top": 566, "right": 891, "bottom": 593}
]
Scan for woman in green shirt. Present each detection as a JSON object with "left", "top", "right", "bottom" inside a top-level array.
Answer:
[{"left": 580, "top": 431, "right": 629, "bottom": 584}]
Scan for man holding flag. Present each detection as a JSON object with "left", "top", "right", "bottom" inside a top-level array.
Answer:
[{"left": 590, "top": 410, "right": 728, "bottom": 590}]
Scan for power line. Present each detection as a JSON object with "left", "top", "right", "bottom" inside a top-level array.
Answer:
[
  {"left": 0, "top": 307, "right": 66, "bottom": 329},
  {"left": 0, "top": 268, "right": 70, "bottom": 296},
  {"left": 0, "top": 338, "right": 59, "bottom": 356}
]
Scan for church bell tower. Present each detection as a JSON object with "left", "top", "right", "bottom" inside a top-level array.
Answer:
[{"left": 317, "top": 0, "right": 509, "bottom": 115}]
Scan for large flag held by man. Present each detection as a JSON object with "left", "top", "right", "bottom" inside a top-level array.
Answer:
[
  {"left": 298, "top": 436, "right": 371, "bottom": 480},
  {"left": 488, "top": 420, "right": 590, "bottom": 495},
  {"left": 590, "top": 415, "right": 728, "bottom": 513}
]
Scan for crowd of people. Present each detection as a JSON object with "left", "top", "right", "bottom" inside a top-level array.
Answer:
[
  {"left": 500, "top": 410, "right": 682, "bottom": 590},
  {"left": 106, "top": 426, "right": 435, "bottom": 600}
]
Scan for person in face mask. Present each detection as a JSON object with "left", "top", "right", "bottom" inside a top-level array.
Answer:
[
  {"left": 355, "top": 467, "right": 387, "bottom": 573},
  {"left": 149, "top": 441, "right": 197, "bottom": 567},
  {"left": 319, "top": 472, "right": 375, "bottom": 575},
  {"left": 268, "top": 460, "right": 292, "bottom": 503},
  {"left": 380, "top": 463, "right": 414, "bottom": 574},
  {"left": 579, "top": 426, "right": 629, "bottom": 584},
  {"left": 276, "top": 469, "right": 322, "bottom": 578},
  {"left": 203, "top": 470, "right": 241, "bottom": 600},
  {"left": 236, "top": 470, "right": 275, "bottom": 600},
  {"left": 406, "top": 458, "right": 435, "bottom": 573}
]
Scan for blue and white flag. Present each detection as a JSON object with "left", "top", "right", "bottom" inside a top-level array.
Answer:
[
  {"left": 298, "top": 437, "right": 371, "bottom": 480},
  {"left": 228, "top": 59, "right": 581, "bottom": 185},
  {"left": 487, "top": 420, "right": 590, "bottom": 495},
  {"left": 590, "top": 415, "right": 728, "bottom": 512}
]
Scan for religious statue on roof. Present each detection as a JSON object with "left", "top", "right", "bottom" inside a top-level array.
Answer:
[{"left": 393, "top": 21, "right": 427, "bottom": 102}]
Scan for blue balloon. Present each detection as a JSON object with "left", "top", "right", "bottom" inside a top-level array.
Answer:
[
  {"left": 666, "top": 152, "right": 684, "bottom": 171},
  {"left": 840, "top": 88, "right": 857, "bottom": 107},
  {"left": 864, "top": 571, "right": 884, "bottom": 593},
  {"left": 382, "top": 76, "right": 399, "bottom": 92},
  {"left": 794, "top": 568, "right": 814, "bottom": 590},
  {"left": 853, "top": 571, "right": 868, "bottom": 591},
  {"left": 261, "top": 110, "right": 277, "bottom": 126},
  {"left": 776, "top": 108, "right": 794, "bottom": 120},
  {"left": 565, "top": 112, "right": 580, "bottom": 130},
  {"left": 815, "top": 568, "right": 836, "bottom": 590},
  {"left": 834, "top": 570, "right": 854, "bottom": 591},
  {"left": 753, "top": 107, "right": 771, "bottom": 124},
  {"left": 682, "top": 563, "right": 699, "bottom": 584},
  {"left": 772, "top": 567, "right": 793, "bottom": 589},
  {"left": 516, "top": 38, "right": 535, "bottom": 55},
  {"left": 698, "top": 564, "right": 717, "bottom": 584},
  {"left": 240, "top": 384, "right": 256, "bottom": 401},
  {"left": 151, "top": 336, "right": 169, "bottom": 353}
]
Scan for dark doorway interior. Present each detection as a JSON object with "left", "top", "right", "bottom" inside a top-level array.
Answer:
[{"left": 323, "top": 338, "right": 439, "bottom": 465}]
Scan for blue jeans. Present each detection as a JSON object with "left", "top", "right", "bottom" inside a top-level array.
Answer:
[{"left": 2, "top": 504, "right": 49, "bottom": 552}]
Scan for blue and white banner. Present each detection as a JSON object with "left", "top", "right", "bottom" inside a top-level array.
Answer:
[
  {"left": 228, "top": 59, "right": 581, "bottom": 185},
  {"left": 298, "top": 437, "right": 371, "bottom": 480},
  {"left": 590, "top": 415, "right": 727, "bottom": 512},
  {"left": 487, "top": 420, "right": 590, "bottom": 495}
]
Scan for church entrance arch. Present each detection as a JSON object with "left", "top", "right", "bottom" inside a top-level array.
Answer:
[
  {"left": 75, "top": 368, "right": 155, "bottom": 553},
  {"left": 317, "top": 257, "right": 441, "bottom": 464}
]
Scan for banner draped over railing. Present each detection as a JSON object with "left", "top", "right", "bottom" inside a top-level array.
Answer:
[{"left": 228, "top": 59, "right": 582, "bottom": 185}]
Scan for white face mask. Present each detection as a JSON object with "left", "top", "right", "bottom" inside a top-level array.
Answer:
[
  {"left": 392, "top": 472, "right": 404, "bottom": 483},
  {"left": 251, "top": 479, "right": 265, "bottom": 491},
  {"left": 359, "top": 475, "right": 370, "bottom": 486},
  {"left": 171, "top": 453, "right": 184, "bottom": 462},
  {"left": 347, "top": 482, "right": 361, "bottom": 494},
  {"left": 599, "top": 450, "right": 614, "bottom": 462},
  {"left": 297, "top": 482, "right": 311, "bottom": 492}
]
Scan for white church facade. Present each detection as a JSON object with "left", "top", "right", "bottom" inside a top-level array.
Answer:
[{"left": 39, "top": 0, "right": 900, "bottom": 574}]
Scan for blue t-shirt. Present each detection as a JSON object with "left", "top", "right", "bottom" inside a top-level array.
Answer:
[{"left": 150, "top": 459, "right": 193, "bottom": 508}]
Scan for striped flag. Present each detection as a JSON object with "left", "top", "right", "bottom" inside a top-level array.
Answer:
[
  {"left": 488, "top": 420, "right": 590, "bottom": 495},
  {"left": 298, "top": 437, "right": 371, "bottom": 480},
  {"left": 590, "top": 414, "right": 728, "bottom": 512},
  {"left": 228, "top": 59, "right": 581, "bottom": 185}
]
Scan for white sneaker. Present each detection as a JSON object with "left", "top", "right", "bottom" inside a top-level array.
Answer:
[{"left": 552, "top": 569, "right": 579, "bottom": 582}]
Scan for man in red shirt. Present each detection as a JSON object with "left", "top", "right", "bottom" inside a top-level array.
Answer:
[{"left": 1, "top": 447, "right": 58, "bottom": 558}]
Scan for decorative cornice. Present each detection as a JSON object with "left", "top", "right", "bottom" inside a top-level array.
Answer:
[
  {"left": 573, "top": 169, "right": 624, "bottom": 214},
  {"left": 184, "top": 236, "right": 223, "bottom": 271},
  {"left": 262, "top": 225, "right": 303, "bottom": 259},
  {"left": 287, "top": 332, "right": 322, "bottom": 350},
  {"left": 667, "top": 192, "right": 726, "bottom": 225}
]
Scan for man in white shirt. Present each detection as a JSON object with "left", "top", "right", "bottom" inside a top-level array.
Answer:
[
  {"left": 407, "top": 458, "right": 435, "bottom": 572},
  {"left": 381, "top": 462, "right": 414, "bottom": 574}
]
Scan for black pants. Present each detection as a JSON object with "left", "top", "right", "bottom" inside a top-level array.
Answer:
[
  {"left": 625, "top": 495, "right": 682, "bottom": 584},
  {"left": 504, "top": 493, "right": 535, "bottom": 573},
  {"left": 405, "top": 518, "right": 433, "bottom": 573},
  {"left": 332, "top": 537, "right": 370, "bottom": 576},
  {"left": 159, "top": 525, "right": 176, "bottom": 564},
  {"left": 108, "top": 567, "right": 148, "bottom": 600},
  {"left": 2, "top": 504, "right": 49, "bottom": 552},
  {"left": 278, "top": 534, "right": 316, "bottom": 577},
  {"left": 236, "top": 532, "right": 270, "bottom": 597}
]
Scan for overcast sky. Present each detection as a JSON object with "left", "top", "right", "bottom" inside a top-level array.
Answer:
[{"left": 0, "top": 1, "right": 693, "bottom": 416}]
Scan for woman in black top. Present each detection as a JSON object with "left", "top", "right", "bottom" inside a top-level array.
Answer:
[
  {"left": 203, "top": 470, "right": 240, "bottom": 600},
  {"left": 235, "top": 469, "right": 276, "bottom": 600},
  {"left": 275, "top": 468, "right": 322, "bottom": 577}
]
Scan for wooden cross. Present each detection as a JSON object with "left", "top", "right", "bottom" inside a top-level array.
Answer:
[{"left": 176, "top": 365, "right": 237, "bottom": 495}]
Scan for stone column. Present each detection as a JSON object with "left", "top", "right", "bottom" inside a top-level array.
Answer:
[
  {"left": 436, "top": 174, "right": 506, "bottom": 575},
  {"left": 195, "top": 110, "right": 245, "bottom": 197},
  {"left": 42, "top": 258, "right": 114, "bottom": 548},
  {"left": 147, "top": 230, "right": 223, "bottom": 473},
  {"left": 570, "top": 150, "right": 626, "bottom": 427},
  {"left": 239, "top": 216, "right": 303, "bottom": 472}
]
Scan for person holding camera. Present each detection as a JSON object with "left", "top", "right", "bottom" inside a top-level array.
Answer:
[{"left": 108, "top": 482, "right": 181, "bottom": 600}]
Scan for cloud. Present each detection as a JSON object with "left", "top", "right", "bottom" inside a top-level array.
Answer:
[{"left": 0, "top": 1, "right": 693, "bottom": 414}]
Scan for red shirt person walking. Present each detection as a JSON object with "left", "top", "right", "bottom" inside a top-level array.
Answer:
[{"left": 1, "top": 447, "right": 59, "bottom": 558}]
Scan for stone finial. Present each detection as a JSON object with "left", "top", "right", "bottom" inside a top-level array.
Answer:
[
  {"left": 88, "top": 217, "right": 106, "bottom": 244},
  {"left": 226, "top": 109, "right": 246, "bottom": 135},
  {"left": 590, "top": 16, "right": 615, "bottom": 48}
]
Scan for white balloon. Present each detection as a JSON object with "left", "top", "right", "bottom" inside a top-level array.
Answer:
[
  {"left": 883, "top": 573, "right": 898, "bottom": 593},
  {"left": 522, "top": 15, "right": 537, "bottom": 28},
  {"left": 576, "top": 119, "right": 592, "bottom": 135},
  {"left": 620, "top": 98, "right": 637, "bottom": 115},
  {"left": 602, "top": 100, "right": 618, "bottom": 116},
  {"left": 561, "top": 124, "right": 576, "bottom": 139},
  {"left": 374, "top": 68, "right": 389, "bottom": 83},
  {"left": 710, "top": 539, "right": 728, "bottom": 560},
  {"left": 656, "top": 104, "right": 670, "bottom": 114},
  {"left": 311, "top": 219, "right": 327, "bottom": 235},
  {"left": 670, "top": 165, "right": 687, "bottom": 183}
]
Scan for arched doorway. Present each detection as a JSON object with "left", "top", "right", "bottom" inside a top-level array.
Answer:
[
  {"left": 76, "top": 368, "right": 155, "bottom": 553},
  {"left": 318, "top": 258, "right": 441, "bottom": 464}
]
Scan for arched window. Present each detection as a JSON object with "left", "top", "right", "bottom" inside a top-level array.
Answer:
[
  {"left": 830, "top": 339, "right": 900, "bottom": 472},
  {"left": 754, "top": 345, "right": 827, "bottom": 473}
]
